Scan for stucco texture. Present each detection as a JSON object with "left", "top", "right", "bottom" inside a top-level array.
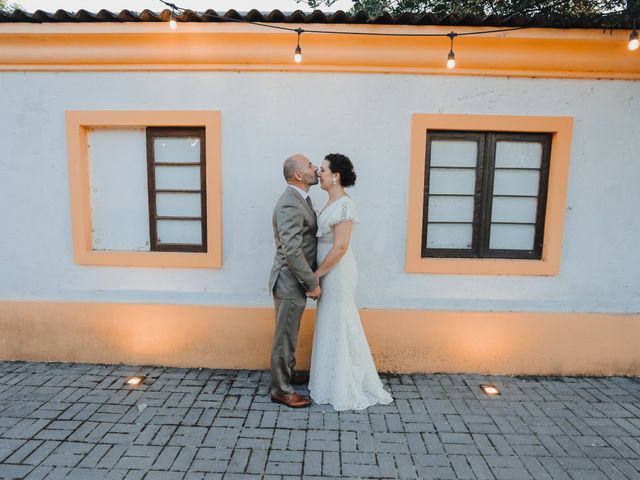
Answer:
[{"left": 0, "top": 71, "right": 639, "bottom": 315}]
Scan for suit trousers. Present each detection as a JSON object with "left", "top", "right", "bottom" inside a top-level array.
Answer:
[{"left": 271, "top": 294, "right": 307, "bottom": 396}]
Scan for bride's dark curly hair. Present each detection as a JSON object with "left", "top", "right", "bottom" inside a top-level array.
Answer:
[{"left": 325, "top": 153, "right": 357, "bottom": 187}]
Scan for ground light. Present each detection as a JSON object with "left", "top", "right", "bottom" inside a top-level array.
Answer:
[
  {"left": 480, "top": 384, "right": 501, "bottom": 396},
  {"left": 124, "top": 376, "right": 145, "bottom": 387}
]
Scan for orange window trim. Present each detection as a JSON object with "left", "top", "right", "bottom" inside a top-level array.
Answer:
[
  {"left": 66, "top": 110, "right": 222, "bottom": 268},
  {"left": 407, "top": 113, "right": 573, "bottom": 276}
]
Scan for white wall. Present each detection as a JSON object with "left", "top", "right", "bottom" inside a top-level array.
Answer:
[{"left": 0, "top": 71, "right": 639, "bottom": 313}]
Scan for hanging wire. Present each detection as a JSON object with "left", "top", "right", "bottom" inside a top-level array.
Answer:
[
  {"left": 156, "top": 0, "right": 532, "bottom": 39},
  {"left": 294, "top": 28, "right": 303, "bottom": 63},
  {"left": 629, "top": 17, "right": 639, "bottom": 50},
  {"left": 446, "top": 31, "right": 456, "bottom": 69},
  {"left": 156, "top": 0, "right": 638, "bottom": 63},
  {"left": 168, "top": 6, "right": 177, "bottom": 30}
]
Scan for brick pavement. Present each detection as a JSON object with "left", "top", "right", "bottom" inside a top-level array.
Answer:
[{"left": 0, "top": 361, "right": 639, "bottom": 479}]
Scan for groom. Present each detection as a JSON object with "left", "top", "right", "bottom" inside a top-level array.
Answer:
[{"left": 268, "top": 154, "right": 321, "bottom": 408}]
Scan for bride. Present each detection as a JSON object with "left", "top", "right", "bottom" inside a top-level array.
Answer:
[{"left": 308, "top": 153, "right": 393, "bottom": 411}]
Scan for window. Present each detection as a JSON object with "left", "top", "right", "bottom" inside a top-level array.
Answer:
[
  {"left": 423, "top": 131, "right": 551, "bottom": 260},
  {"left": 146, "top": 127, "right": 207, "bottom": 253},
  {"left": 66, "top": 110, "right": 221, "bottom": 268},
  {"left": 406, "top": 114, "right": 572, "bottom": 276}
]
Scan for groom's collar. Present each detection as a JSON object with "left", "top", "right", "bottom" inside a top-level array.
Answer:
[{"left": 288, "top": 184, "right": 309, "bottom": 199}]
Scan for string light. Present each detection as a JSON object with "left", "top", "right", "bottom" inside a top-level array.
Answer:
[
  {"left": 446, "top": 31, "right": 457, "bottom": 69},
  {"left": 294, "top": 28, "right": 303, "bottom": 63},
  {"left": 156, "top": 0, "right": 635, "bottom": 66},
  {"left": 629, "top": 19, "right": 639, "bottom": 51}
]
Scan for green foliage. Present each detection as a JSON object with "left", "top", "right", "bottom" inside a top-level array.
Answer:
[
  {"left": 298, "top": 0, "right": 631, "bottom": 19},
  {"left": 0, "top": 0, "right": 21, "bottom": 13}
]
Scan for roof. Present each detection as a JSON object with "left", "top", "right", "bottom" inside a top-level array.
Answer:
[{"left": 0, "top": 9, "right": 633, "bottom": 29}]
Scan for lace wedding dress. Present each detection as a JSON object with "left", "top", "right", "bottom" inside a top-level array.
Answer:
[{"left": 308, "top": 196, "right": 393, "bottom": 411}]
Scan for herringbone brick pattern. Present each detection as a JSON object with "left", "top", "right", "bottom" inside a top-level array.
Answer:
[{"left": 0, "top": 361, "right": 639, "bottom": 479}]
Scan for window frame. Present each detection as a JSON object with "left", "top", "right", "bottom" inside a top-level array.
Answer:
[
  {"left": 407, "top": 114, "right": 573, "bottom": 276},
  {"left": 146, "top": 127, "right": 208, "bottom": 253},
  {"left": 422, "top": 131, "right": 552, "bottom": 260},
  {"left": 66, "top": 110, "right": 222, "bottom": 269},
  {"left": 422, "top": 131, "right": 485, "bottom": 259},
  {"left": 481, "top": 132, "right": 552, "bottom": 260}
]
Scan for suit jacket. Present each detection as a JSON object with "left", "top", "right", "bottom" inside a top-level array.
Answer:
[{"left": 269, "top": 186, "right": 319, "bottom": 299}]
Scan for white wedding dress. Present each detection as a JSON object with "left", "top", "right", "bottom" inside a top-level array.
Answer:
[{"left": 308, "top": 196, "right": 393, "bottom": 411}]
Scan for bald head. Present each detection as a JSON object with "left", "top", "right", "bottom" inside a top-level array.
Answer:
[
  {"left": 282, "top": 154, "right": 319, "bottom": 190},
  {"left": 283, "top": 154, "right": 308, "bottom": 181}
]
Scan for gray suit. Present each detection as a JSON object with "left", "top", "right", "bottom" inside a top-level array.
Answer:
[{"left": 269, "top": 186, "right": 318, "bottom": 396}]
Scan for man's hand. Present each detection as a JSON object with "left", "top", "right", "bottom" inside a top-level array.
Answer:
[{"left": 306, "top": 285, "right": 321, "bottom": 300}]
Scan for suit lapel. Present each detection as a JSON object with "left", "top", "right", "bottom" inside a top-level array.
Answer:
[{"left": 288, "top": 187, "right": 316, "bottom": 219}]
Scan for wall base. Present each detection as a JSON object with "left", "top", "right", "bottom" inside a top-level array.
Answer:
[{"left": 1, "top": 301, "right": 638, "bottom": 376}]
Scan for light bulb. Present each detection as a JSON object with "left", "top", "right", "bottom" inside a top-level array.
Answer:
[
  {"left": 447, "top": 50, "right": 456, "bottom": 69},
  {"left": 169, "top": 13, "right": 177, "bottom": 30},
  {"left": 629, "top": 31, "right": 639, "bottom": 51},
  {"left": 294, "top": 45, "right": 302, "bottom": 63}
]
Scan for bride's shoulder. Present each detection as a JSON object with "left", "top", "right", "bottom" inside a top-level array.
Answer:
[
  {"left": 337, "top": 195, "right": 358, "bottom": 222},
  {"left": 334, "top": 195, "right": 356, "bottom": 211},
  {"left": 340, "top": 195, "right": 355, "bottom": 205},
  {"left": 345, "top": 196, "right": 357, "bottom": 208}
]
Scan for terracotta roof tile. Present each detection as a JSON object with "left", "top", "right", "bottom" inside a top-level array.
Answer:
[{"left": 0, "top": 8, "right": 632, "bottom": 29}]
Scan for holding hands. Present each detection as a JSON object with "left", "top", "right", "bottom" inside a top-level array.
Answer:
[{"left": 306, "top": 277, "right": 321, "bottom": 300}]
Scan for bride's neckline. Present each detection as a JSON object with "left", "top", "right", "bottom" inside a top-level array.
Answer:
[
  {"left": 320, "top": 194, "right": 349, "bottom": 214},
  {"left": 326, "top": 194, "right": 349, "bottom": 206}
]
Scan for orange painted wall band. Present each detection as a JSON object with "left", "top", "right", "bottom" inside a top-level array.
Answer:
[
  {"left": 0, "top": 25, "right": 638, "bottom": 79},
  {"left": 0, "top": 301, "right": 639, "bottom": 376}
]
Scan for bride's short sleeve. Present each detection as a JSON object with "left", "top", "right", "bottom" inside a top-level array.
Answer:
[{"left": 328, "top": 198, "right": 358, "bottom": 228}]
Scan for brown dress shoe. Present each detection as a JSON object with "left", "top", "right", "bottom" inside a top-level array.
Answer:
[
  {"left": 271, "top": 392, "right": 311, "bottom": 408},
  {"left": 290, "top": 373, "right": 310, "bottom": 385}
]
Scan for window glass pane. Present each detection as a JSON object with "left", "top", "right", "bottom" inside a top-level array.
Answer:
[
  {"left": 492, "top": 170, "right": 540, "bottom": 196},
  {"left": 491, "top": 197, "right": 538, "bottom": 223},
  {"left": 153, "top": 137, "right": 201, "bottom": 163},
  {"left": 489, "top": 224, "right": 535, "bottom": 250},
  {"left": 89, "top": 128, "right": 150, "bottom": 251},
  {"left": 430, "top": 140, "right": 477, "bottom": 167},
  {"left": 428, "top": 196, "right": 474, "bottom": 222},
  {"left": 429, "top": 169, "right": 476, "bottom": 195},
  {"left": 156, "top": 193, "right": 201, "bottom": 217},
  {"left": 157, "top": 220, "right": 202, "bottom": 245},
  {"left": 155, "top": 166, "right": 201, "bottom": 190},
  {"left": 426, "top": 223, "right": 473, "bottom": 249},
  {"left": 495, "top": 141, "right": 542, "bottom": 169}
]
